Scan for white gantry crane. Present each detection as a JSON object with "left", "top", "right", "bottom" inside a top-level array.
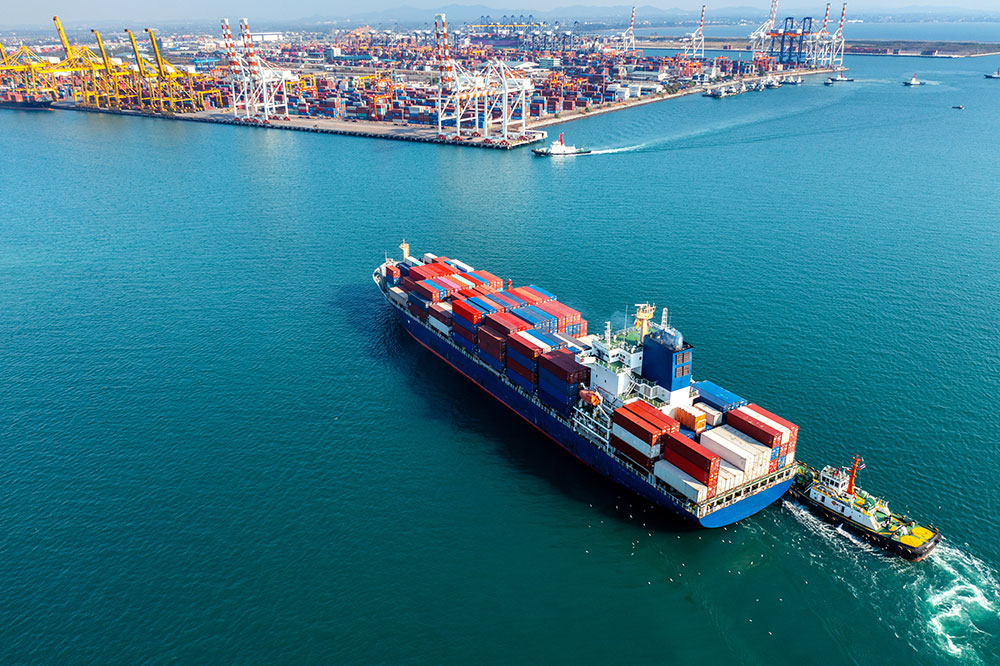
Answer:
[
  {"left": 434, "top": 13, "right": 531, "bottom": 144},
  {"left": 219, "top": 17, "right": 293, "bottom": 122},
  {"left": 749, "top": 0, "right": 779, "bottom": 58},
  {"left": 831, "top": 3, "right": 847, "bottom": 67},
  {"left": 683, "top": 5, "right": 706, "bottom": 59},
  {"left": 623, "top": 6, "right": 637, "bottom": 55}
]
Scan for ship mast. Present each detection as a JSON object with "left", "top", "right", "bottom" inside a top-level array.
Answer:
[{"left": 847, "top": 455, "right": 863, "bottom": 495}]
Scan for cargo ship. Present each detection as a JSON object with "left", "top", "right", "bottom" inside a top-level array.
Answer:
[
  {"left": 0, "top": 92, "right": 54, "bottom": 110},
  {"left": 789, "top": 458, "right": 942, "bottom": 560},
  {"left": 374, "top": 243, "right": 798, "bottom": 527}
]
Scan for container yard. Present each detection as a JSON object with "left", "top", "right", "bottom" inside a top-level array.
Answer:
[
  {"left": 1, "top": 3, "right": 848, "bottom": 148},
  {"left": 376, "top": 243, "right": 803, "bottom": 527}
]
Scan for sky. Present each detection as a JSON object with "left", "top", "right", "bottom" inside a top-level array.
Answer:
[{"left": 3, "top": 0, "right": 998, "bottom": 29}]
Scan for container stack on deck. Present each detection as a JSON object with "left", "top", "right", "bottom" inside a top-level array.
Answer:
[{"left": 384, "top": 251, "right": 799, "bottom": 508}]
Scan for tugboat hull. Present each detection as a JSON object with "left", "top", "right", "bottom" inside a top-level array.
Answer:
[{"left": 788, "top": 485, "right": 941, "bottom": 560}]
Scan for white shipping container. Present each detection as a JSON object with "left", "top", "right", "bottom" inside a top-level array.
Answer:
[
  {"left": 388, "top": 286, "right": 407, "bottom": 306},
  {"left": 422, "top": 252, "right": 438, "bottom": 263},
  {"left": 720, "top": 459, "right": 744, "bottom": 491},
  {"left": 611, "top": 423, "right": 659, "bottom": 458},
  {"left": 451, "top": 259, "right": 475, "bottom": 273},
  {"left": 654, "top": 460, "right": 708, "bottom": 503},
  {"left": 710, "top": 426, "right": 772, "bottom": 479},
  {"left": 521, "top": 330, "right": 554, "bottom": 352},
  {"left": 428, "top": 317, "right": 450, "bottom": 336},
  {"left": 700, "top": 429, "right": 754, "bottom": 472},
  {"left": 717, "top": 466, "right": 735, "bottom": 493},
  {"left": 694, "top": 401, "right": 723, "bottom": 426},
  {"left": 737, "top": 406, "right": 791, "bottom": 445}
]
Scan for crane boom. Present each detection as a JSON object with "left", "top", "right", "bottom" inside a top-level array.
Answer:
[
  {"left": 0, "top": 42, "right": 9, "bottom": 67},
  {"left": 125, "top": 29, "right": 148, "bottom": 78},
  {"left": 144, "top": 28, "right": 168, "bottom": 78},
  {"left": 52, "top": 15, "right": 72, "bottom": 59}
]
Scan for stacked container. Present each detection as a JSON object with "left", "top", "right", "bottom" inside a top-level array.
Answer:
[
  {"left": 537, "top": 349, "right": 590, "bottom": 416},
  {"left": 693, "top": 380, "right": 748, "bottom": 413},
  {"left": 476, "top": 326, "right": 507, "bottom": 372},
  {"left": 675, "top": 405, "right": 707, "bottom": 433},
  {"left": 699, "top": 425, "right": 773, "bottom": 481},
  {"left": 609, "top": 400, "right": 680, "bottom": 470},
  {"left": 727, "top": 404, "right": 798, "bottom": 472},
  {"left": 661, "top": 432, "right": 720, "bottom": 495}
]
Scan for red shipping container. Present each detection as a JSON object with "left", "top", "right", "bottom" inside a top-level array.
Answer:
[
  {"left": 662, "top": 432, "right": 720, "bottom": 478},
  {"left": 609, "top": 435, "right": 654, "bottom": 470},
  {"left": 505, "top": 357, "right": 537, "bottom": 383},
  {"left": 429, "top": 303, "right": 451, "bottom": 324},
  {"left": 727, "top": 409, "right": 783, "bottom": 449},
  {"left": 458, "top": 288, "right": 478, "bottom": 299},
  {"left": 477, "top": 326, "right": 507, "bottom": 354},
  {"left": 407, "top": 303, "right": 426, "bottom": 320},
  {"left": 401, "top": 276, "right": 418, "bottom": 293},
  {"left": 477, "top": 294, "right": 508, "bottom": 313},
  {"left": 744, "top": 403, "right": 799, "bottom": 445},
  {"left": 507, "top": 331, "right": 546, "bottom": 360},
  {"left": 612, "top": 407, "right": 662, "bottom": 446},
  {"left": 507, "top": 287, "right": 541, "bottom": 305},
  {"left": 768, "top": 459, "right": 780, "bottom": 474},
  {"left": 454, "top": 324, "right": 475, "bottom": 343},
  {"left": 471, "top": 270, "right": 503, "bottom": 289},
  {"left": 539, "top": 349, "right": 589, "bottom": 384},
  {"left": 532, "top": 301, "right": 568, "bottom": 327},
  {"left": 386, "top": 264, "right": 401, "bottom": 279},
  {"left": 484, "top": 312, "right": 530, "bottom": 335},
  {"left": 624, "top": 400, "right": 680, "bottom": 434},
  {"left": 452, "top": 299, "right": 484, "bottom": 325},
  {"left": 664, "top": 447, "right": 719, "bottom": 489},
  {"left": 414, "top": 281, "right": 441, "bottom": 303}
]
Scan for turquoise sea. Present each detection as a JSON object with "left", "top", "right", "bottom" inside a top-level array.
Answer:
[{"left": 2, "top": 54, "right": 999, "bottom": 664}]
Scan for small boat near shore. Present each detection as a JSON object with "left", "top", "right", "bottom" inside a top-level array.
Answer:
[
  {"left": 532, "top": 133, "right": 590, "bottom": 157},
  {"left": 986, "top": 67, "right": 1000, "bottom": 79},
  {"left": 903, "top": 73, "right": 925, "bottom": 86}
]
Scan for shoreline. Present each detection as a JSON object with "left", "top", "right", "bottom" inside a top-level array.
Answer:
[{"left": 50, "top": 66, "right": 835, "bottom": 149}]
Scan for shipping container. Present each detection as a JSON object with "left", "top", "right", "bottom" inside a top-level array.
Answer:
[
  {"left": 653, "top": 460, "right": 709, "bottom": 503},
  {"left": 538, "top": 349, "right": 589, "bottom": 385},
  {"left": 727, "top": 408, "right": 786, "bottom": 448},
  {"left": 742, "top": 404, "right": 799, "bottom": 445},
  {"left": 610, "top": 423, "right": 660, "bottom": 458},
  {"left": 694, "top": 401, "right": 724, "bottom": 427},
  {"left": 625, "top": 400, "right": 681, "bottom": 434},
  {"left": 675, "top": 406, "right": 707, "bottom": 432},
  {"left": 612, "top": 406, "right": 663, "bottom": 445},
  {"left": 610, "top": 434, "right": 655, "bottom": 470},
  {"left": 692, "top": 380, "right": 747, "bottom": 413}
]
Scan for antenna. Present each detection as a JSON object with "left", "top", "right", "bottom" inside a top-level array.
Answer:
[{"left": 660, "top": 307, "right": 669, "bottom": 328}]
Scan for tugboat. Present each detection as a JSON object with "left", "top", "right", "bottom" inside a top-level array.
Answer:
[
  {"left": 985, "top": 67, "right": 1000, "bottom": 79},
  {"left": 532, "top": 133, "right": 591, "bottom": 157},
  {"left": 784, "top": 75, "right": 804, "bottom": 85},
  {"left": 788, "top": 457, "right": 942, "bottom": 561},
  {"left": 824, "top": 77, "right": 836, "bottom": 86},
  {"left": 903, "top": 73, "right": 925, "bottom": 86},
  {"left": 834, "top": 71, "right": 854, "bottom": 82}
]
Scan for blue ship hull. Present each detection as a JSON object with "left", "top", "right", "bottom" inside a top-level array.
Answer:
[{"left": 392, "top": 305, "right": 792, "bottom": 528}]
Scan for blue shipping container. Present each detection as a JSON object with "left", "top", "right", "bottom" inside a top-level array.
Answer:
[
  {"left": 693, "top": 380, "right": 747, "bottom": 413},
  {"left": 526, "top": 285, "right": 557, "bottom": 300},
  {"left": 506, "top": 369, "right": 535, "bottom": 392},
  {"left": 506, "top": 347, "right": 536, "bottom": 372}
]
